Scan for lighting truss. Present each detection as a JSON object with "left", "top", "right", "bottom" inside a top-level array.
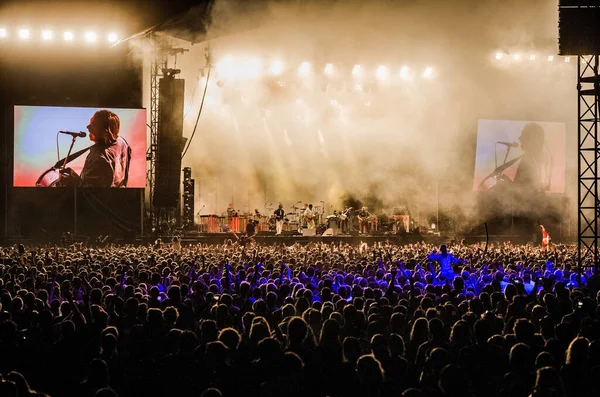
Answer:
[{"left": 578, "top": 55, "right": 600, "bottom": 274}]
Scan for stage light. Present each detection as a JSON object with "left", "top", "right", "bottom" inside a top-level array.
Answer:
[
  {"left": 513, "top": 53, "right": 520, "bottom": 61},
  {"left": 63, "top": 31, "right": 74, "bottom": 41},
  {"left": 18, "top": 29, "right": 30, "bottom": 40},
  {"left": 217, "top": 56, "right": 235, "bottom": 79},
  {"left": 84, "top": 31, "right": 97, "bottom": 43},
  {"left": 376, "top": 65, "right": 388, "bottom": 80},
  {"left": 269, "top": 60, "right": 284, "bottom": 75},
  {"left": 352, "top": 64, "right": 362, "bottom": 77},
  {"left": 400, "top": 66, "right": 410, "bottom": 80},
  {"left": 365, "top": 100, "right": 371, "bottom": 107},
  {"left": 324, "top": 63, "right": 334, "bottom": 76},
  {"left": 548, "top": 55, "right": 554, "bottom": 62},
  {"left": 41, "top": 30, "right": 53, "bottom": 41},
  {"left": 107, "top": 32, "right": 118, "bottom": 43},
  {"left": 423, "top": 67, "right": 433, "bottom": 79},
  {"left": 299, "top": 61, "right": 311, "bottom": 76},
  {"left": 355, "top": 83, "right": 363, "bottom": 92},
  {"left": 565, "top": 56, "right": 571, "bottom": 63},
  {"left": 0, "top": 28, "right": 7, "bottom": 38},
  {"left": 495, "top": 52, "right": 503, "bottom": 60},
  {"left": 529, "top": 54, "right": 536, "bottom": 61}
]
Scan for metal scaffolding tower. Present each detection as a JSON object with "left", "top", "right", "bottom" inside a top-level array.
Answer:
[{"left": 578, "top": 55, "right": 600, "bottom": 273}]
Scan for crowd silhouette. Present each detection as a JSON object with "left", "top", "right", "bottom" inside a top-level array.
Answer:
[{"left": 0, "top": 240, "right": 598, "bottom": 397}]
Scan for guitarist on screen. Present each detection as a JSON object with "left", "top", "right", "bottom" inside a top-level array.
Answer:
[{"left": 80, "top": 110, "right": 131, "bottom": 188}]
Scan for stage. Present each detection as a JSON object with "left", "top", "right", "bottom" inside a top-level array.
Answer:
[{"left": 164, "top": 231, "right": 541, "bottom": 246}]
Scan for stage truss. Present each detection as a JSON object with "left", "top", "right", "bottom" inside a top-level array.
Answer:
[{"left": 578, "top": 55, "right": 600, "bottom": 272}]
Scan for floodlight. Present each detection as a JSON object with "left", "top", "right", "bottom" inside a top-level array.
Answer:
[
  {"left": 565, "top": 56, "right": 571, "bottom": 63},
  {"left": 269, "top": 60, "right": 284, "bottom": 75},
  {"left": 513, "top": 54, "right": 520, "bottom": 61},
  {"left": 64, "top": 31, "right": 74, "bottom": 41},
  {"left": 352, "top": 64, "right": 361, "bottom": 77},
  {"left": 495, "top": 52, "right": 503, "bottom": 60},
  {"left": 84, "top": 31, "right": 97, "bottom": 43},
  {"left": 400, "top": 66, "right": 410, "bottom": 79},
  {"left": 324, "top": 63, "right": 333, "bottom": 76},
  {"left": 0, "top": 28, "right": 7, "bottom": 38},
  {"left": 107, "top": 32, "right": 118, "bottom": 43},
  {"left": 529, "top": 54, "right": 536, "bottom": 61},
  {"left": 423, "top": 67, "right": 433, "bottom": 79},
  {"left": 42, "top": 30, "right": 53, "bottom": 41},
  {"left": 376, "top": 65, "right": 388, "bottom": 80},
  {"left": 548, "top": 55, "right": 554, "bottom": 61},
  {"left": 299, "top": 61, "right": 311, "bottom": 76},
  {"left": 18, "top": 29, "right": 30, "bottom": 39}
]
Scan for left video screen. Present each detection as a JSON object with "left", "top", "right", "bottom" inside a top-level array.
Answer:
[{"left": 14, "top": 106, "right": 147, "bottom": 188}]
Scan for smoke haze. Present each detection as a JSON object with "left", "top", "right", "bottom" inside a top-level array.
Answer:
[{"left": 143, "top": 0, "right": 576, "bottom": 232}]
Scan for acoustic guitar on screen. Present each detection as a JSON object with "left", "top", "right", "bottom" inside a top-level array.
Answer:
[{"left": 36, "top": 130, "right": 89, "bottom": 187}]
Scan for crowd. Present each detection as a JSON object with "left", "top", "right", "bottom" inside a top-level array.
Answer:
[{"left": 0, "top": 239, "right": 598, "bottom": 397}]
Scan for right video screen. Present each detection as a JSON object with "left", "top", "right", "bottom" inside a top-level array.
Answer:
[{"left": 473, "top": 119, "right": 566, "bottom": 193}]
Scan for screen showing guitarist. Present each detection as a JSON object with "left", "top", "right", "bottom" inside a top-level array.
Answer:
[
  {"left": 304, "top": 204, "right": 316, "bottom": 230},
  {"left": 358, "top": 206, "right": 370, "bottom": 234}
]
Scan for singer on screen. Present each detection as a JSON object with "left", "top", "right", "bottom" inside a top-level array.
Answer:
[
  {"left": 513, "top": 123, "right": 551, "bottom": 192},
  {"left": 80, "top": 110, "right": 132, "bottom": 187}
]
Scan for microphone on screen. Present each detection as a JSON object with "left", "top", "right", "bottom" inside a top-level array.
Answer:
[{"left": 59, "top": 131, "right": 87, "bottom": 138}]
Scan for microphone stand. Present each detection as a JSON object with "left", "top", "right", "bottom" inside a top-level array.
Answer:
[{"left": 62, "top": 135, "right": 79, "bottom": 170}]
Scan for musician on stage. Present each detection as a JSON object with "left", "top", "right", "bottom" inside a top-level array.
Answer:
[
  {"left": 80, "top": 110, "right": 131, "bottom": 187},
  {"left": 358, "top": 206, "right": 370, "bottom": 234},
  {"left": 274, "top": 203, "right": 285, "bottom": 235},
  {"left": 304, "top": 204, "right": 316, "bottom": 230}
]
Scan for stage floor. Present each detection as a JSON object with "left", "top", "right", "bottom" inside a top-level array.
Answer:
[{"left": 170, "top": 232, "right": 536, "bottom": 246}]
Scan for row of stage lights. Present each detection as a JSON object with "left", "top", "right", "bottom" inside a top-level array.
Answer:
[
  {"left": 0, "top": 27, "right": 119, "bottom": 44},
  {"left": 493, "top": 51, "right": 574, "bottom": 63},
  {"left": 214, "top": 56, "right": 436, "bottom": 81}
]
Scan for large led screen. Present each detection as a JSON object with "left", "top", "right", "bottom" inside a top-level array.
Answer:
[
  {"left": 473, "top": 119, "right": 566, "bottom": 193},
  {"left": 14, "top": 106, "right": 146, "bottom": 188}
]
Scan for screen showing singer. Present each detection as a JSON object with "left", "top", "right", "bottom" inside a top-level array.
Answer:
[
  {"left": 13, "top": 106, "right": 146, "bottom": 188},
  {"left": 472, "top": 119, "right": 566, "bottom": 193}
]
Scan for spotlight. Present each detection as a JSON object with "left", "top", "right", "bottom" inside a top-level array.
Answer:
[
  {"left": 365, "top": 100, "right": 371, "bottom": 107},
  {"left": 84, "top": 31, "right": 97, "bottom": 43},
  {"left": 0, "top": 28, "right": 7, "bottom": 38},
  {"left": 564, "top": 56, "right": 570, "bottom": 63},
  {"left": 269, "top": 60, "right": 284, "bottom": 76},
  {"left": 352, "top": 64, "right": 361, "bottom": 77},
  {"left": 529, "top": 54, "right": 536, "bottom": 61},
  {"left": 400, "top": 66, "right": 410, "bottom": 79},
  {"left": 41, "top": 30, "right": 53, "bottom": 41},
  {"left": 63, "top": 31, "right": 74, "bottom": 41},
  {"left": 548, "top": 55, "right": 554, "bottom": 62},
  {"left": 423, "top": 67, "right": 433, "bottom": 79},
  {"left": 355, "top": 83, "right": 363, "bottom": 92},
  {"left": 298, "top": 61, "right": 311, "bottom": 76},
  {"left": 18, "top": 28, "right": 30, "bottom": 40},
  {"left": 107, "top": 32, "right": 118, "bottom": 43},
  {"left": 495, "top": 52, "right": 503, "bottom": 60},
  {"left": 217, "top": 56, "right": 235, "bottom": 79},
  {"left": 324, "top": 63, "right": 333, "bottom": 76},
  {"left": 376, "top": 65, "right": 388, "bottom": 80},
  {"left": 513, "top": 53, "right": 520, "bottom": 61}
]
